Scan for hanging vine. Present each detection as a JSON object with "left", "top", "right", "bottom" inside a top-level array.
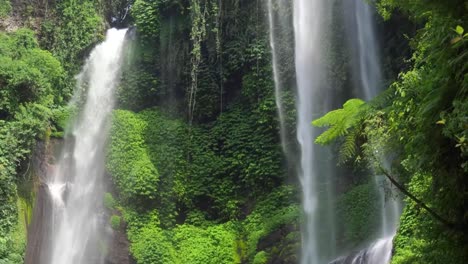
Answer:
[
  {"left": 213, "top": 0, "right": 223, "bottom": 113},
  {"left": 188, "top": 0, "right": 208, "bottom": 125}
]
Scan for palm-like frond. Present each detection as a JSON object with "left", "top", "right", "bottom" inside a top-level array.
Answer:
[{"left": 312, "top": 99, "right": 366, "bottom": 145}]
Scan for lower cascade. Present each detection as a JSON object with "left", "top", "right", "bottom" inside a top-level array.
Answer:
[{"left": 330, "top": 237, "right": 394, "bottom": 264}]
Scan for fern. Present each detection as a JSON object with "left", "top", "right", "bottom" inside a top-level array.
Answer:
[
  {"left": 339, "top": 128, "right": 358, "bottom": 164},
  {"left": 312, "top": 99, "right": 366, "bottom": 145}
]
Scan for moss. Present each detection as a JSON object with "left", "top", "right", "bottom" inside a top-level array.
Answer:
[
  {"left": 104, "top": 193, "right": 116, "bottom": 210},
  {"left": 0, "top": 0, "right": 11, "bottom": 18},
  {"left": 110, "top": 215, "right": 121, "bottom": 230},
  {"left": 253, "top": 251, "right": 268, "bottom": 264}
]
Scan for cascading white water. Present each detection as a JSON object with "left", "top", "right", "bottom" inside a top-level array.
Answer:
[
  {"left": 351, "top": 0, "right": 401, "bottom": 243},
  {"left": 293, "top": 0, "right": 335, "bottom": 263},
  {"left": 47, "top": 28, "right": 127, "bottom": 264},
  {"left": 330, "top": 237, "right": 394, "bottom": 264},
  {"left": 344, "top": 0, "right": 401, "bottom": 262}
]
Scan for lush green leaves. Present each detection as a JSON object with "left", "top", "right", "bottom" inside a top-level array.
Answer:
[
  {"left": 313, "top": 1, "right": 468, "bottom": 262},
  {"left": 0, "top": 29, "right": 65, "bottom": 116},
  {"left": 107, "top": 110, "right": 159, "bottom": 202},
  {"left": 312, "top": 99, "right": 366, "bottom": 145},
  {"left": 0, "top": 30, "right": 64, "bottom": 255},
  {"left": 336, "top": 183, "right": 380, "bottom": 248},
  {"left": 131, "top": 224, "right": 177, "bottom": 264},
  {"left": 40, "top": 0, "right": 104, "bottom": 77},
  {"left": 0, "top": 0, "right": 11, "bottom": 18},
  {"left": 132, "top": 0, "right": 161, "bottom": 41},
  {"left": 173, "top": 224, "right": 239, "bottom": 264},
  {"left": 110, "top": 215, "right": 122, "bottom": 230}
]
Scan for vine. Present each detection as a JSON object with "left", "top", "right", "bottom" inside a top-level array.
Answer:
[{"left": 188, "top": 0, "right": 208, "bottom": 125}]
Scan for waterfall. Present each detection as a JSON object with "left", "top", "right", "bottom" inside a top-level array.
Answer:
[
  {"left": 339, "top": 0, "right": 401, "bottom": 262},
  {"left": 346, "top": 0, "right": 382, "bottom": 101},
  {"left": 347, "top": 0, "right": 401, "bottom": 241},
  {"left": 267, "top": 0, "right": 296, "bottom": 164},
  {"left": 292, "top": 0, "right": 336, "bottom": 263},
  {"left": 27, "top": 28, "right": 128, "bottom": 264},
  {"left": 267, "top": 0, "right": 287, "bottom": 154}
]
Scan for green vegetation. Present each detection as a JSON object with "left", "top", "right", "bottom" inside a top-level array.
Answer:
[
  {"left": 336, "top": 183, "right": 380, "bottom": 249},
  {"left": 0, "top": 28, "right": 64, "bottom": 263},
  {"left": 0, "top": 0, "right": 11, "bottom": 18},
  {"left": 0, "top": 2, "right": 104, "bottom": 261},
  {"left": 108, "top": 110, "right": 159, "bottom": 203},
  {"left": 110, "top": 215, "right": 122, "bottom": 230},
  {"left": 106, "top": 2, "right": 300, "bottom": 257},
  {"left": 107, "top": 107, "right": 299, "bottom": 262},
  {"left": 40, "top": 0, "right": 104, "bottom": 74},
  {"left": 104, "top": 192, "right": 117, "bottom": 210}
]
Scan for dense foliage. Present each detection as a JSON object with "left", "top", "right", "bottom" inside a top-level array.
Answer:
[
  {"left": 107, "top": 107, "right": 299, "bottom": 262},
  {"left": 0, "top": 28, "right": 64, "bottom": 263},
  {"left": 106, "top": 1, "right": 301, "bottom": 262}
]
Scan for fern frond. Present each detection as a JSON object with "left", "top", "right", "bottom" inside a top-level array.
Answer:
[
  {"left": 338, "top": 128, "right": 358, "bottom": 164},
  {"left": 312, "top": 99, "right": 366, "bottom": 145}
]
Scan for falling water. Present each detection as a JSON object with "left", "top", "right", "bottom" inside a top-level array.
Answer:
[
  {"left": 293, "top": 0, "right": 336, "bottom": 263},
  {"left": 267, "top": 0, "right": 287, "bottom": 153},
  {"left": 329, "top": 237, "right": 394, "bottom": 264},
  {"left": 348, "top": 0, "right": 401, "bottom": 241},
  {"left": 345, "top": 0, "right": 382, "bottom": 101},
  {"left": 340, "top": 0, "right": 401, "bottom": 262},
  {"left": 267, "top": 0, "right": 296, "bottom": 164},
  {"left": 33, "top": 28, "right": 127, "bottom": 264}
]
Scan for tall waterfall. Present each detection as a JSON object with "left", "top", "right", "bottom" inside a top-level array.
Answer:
[
  {"left": 292, "top": 0, "right": 336, "bottom": 263},
  {"left": 28, "top": 28, "right": 127, "bottom": 264}
]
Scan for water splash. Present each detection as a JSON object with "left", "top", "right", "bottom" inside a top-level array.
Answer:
[{"left": 330, "top": 236, "right": 394, "bottom": 264}]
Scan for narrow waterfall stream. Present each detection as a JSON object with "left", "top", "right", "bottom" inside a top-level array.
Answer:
[
  {"left": 26, "top": 28, "right": 128, "bottom": 264},
  {"left": 342, "top": 1, "right": 402, "bottom": 262},
  {"left": 267, "top": 0, "right": 287, "bottom": 154}
]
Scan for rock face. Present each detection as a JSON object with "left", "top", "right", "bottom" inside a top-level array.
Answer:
[
  {"left": 1, "top": 0, "right": 62, "bottom": 32},
  {"left": 25, "top": 140, "right": 57, "bottom": 264},
  {"left": 105, "top": 226, "right": 135, "bottom": 264},
  {"left": 0, "top": 16, "right": 22, "bottom": 32}
]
